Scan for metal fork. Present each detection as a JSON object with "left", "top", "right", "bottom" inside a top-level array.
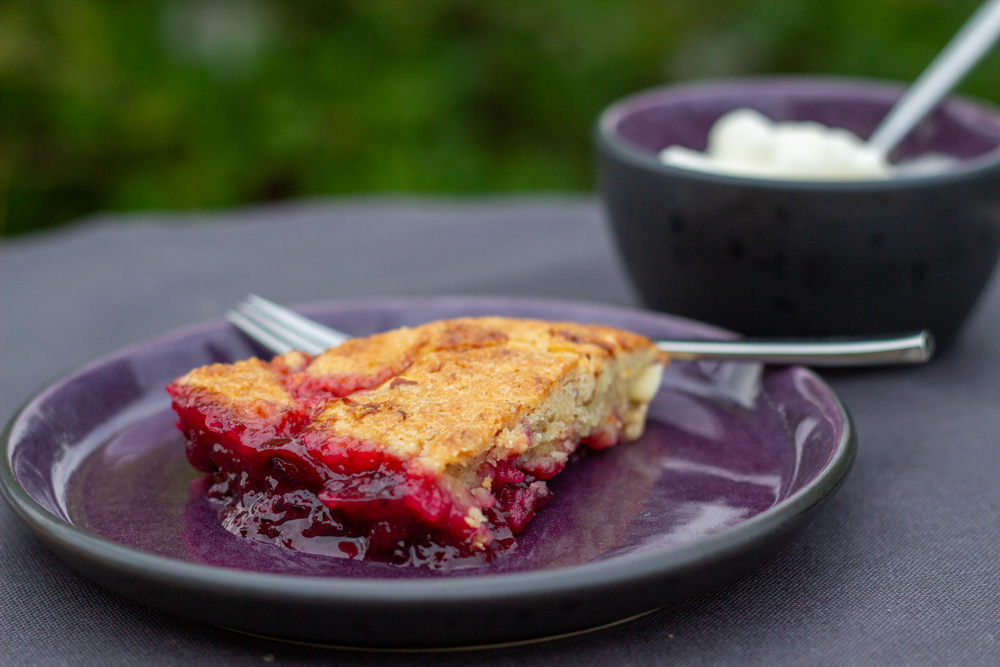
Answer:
[{"left": 226, "top": 294, "right": 935, "bottom": 366}]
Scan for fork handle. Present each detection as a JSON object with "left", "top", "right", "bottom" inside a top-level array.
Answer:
[{"left": 657, "top": 331, "right": 934, "bottom": 365}]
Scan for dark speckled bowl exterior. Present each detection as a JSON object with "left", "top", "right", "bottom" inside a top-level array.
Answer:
[{"left": 596, "top": 77, "right": 1000, "bottom": 346}]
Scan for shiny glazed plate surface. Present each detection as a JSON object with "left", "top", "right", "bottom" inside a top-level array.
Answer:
[{"left": 1, "top": 296, "right": 855, "bottom": 648}]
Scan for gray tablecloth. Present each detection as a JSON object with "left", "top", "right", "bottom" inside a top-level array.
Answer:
[{"left": 3, "top": 196, "right": 998, "bottom": 665}]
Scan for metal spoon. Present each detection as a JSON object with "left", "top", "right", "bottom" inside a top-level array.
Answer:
[{"left": 868, "top": 0, "right": 1000, "bottom": 156}]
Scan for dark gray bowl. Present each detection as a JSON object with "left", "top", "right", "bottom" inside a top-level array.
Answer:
[{"left": 596, "top": 77, "right": 1000, "bottom": 346}]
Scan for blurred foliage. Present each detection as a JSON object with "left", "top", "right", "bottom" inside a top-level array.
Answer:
[{"left": 0, "top": 0, "right": 994, "bottom": 235}]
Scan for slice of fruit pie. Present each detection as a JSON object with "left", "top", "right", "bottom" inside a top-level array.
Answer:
[{"left": 167, "top": 317, "right": 666, "bottom": 567}]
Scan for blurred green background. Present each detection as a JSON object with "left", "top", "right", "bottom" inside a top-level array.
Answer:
[{"left": 1, "top": 0, "right": 995, "bottom": 236}]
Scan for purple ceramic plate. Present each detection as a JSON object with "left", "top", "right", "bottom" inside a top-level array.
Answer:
[{"left": 1, "top": 296, "right": 854, "bottom": 648}]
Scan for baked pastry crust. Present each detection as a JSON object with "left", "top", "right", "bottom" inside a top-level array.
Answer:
[{"left": 168, "top": 317, "right": 666, "bottom": 566}]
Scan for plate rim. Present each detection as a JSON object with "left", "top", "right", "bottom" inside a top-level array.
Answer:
[{"left": 0, "top": 295, "right": 855, "bottom": 624}]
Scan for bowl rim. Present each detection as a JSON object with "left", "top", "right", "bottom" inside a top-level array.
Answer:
[{"left": 595, "top": 75, "right": 1000, "bottom": 190}]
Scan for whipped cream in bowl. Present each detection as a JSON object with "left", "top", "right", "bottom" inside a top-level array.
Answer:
[
  {"left": 659, "top": 108, "right": 892, "bottom": 181},
  {"left": 658, "top": 107, "right": 961, "bottom": 181}
]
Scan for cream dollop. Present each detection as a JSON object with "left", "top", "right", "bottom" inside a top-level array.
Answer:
[{"left": 659, "top": 108, "right": 891, "bottom": 181}]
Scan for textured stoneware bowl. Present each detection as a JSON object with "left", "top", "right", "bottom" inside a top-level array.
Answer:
[{"left": 596, "top": 77, "right": 1000, "bottom": 347}]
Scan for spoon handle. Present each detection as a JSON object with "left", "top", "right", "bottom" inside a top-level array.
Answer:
[
  {"left": 657, "top": 331, "right": 934, "bottom": 366},
  {"left": 868, "top": 0, "right": 1000, "bottom": 155}
]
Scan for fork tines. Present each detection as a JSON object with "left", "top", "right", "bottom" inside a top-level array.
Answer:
[{"left": 226, "top": 294, "right": 350, "bottom": 355}]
